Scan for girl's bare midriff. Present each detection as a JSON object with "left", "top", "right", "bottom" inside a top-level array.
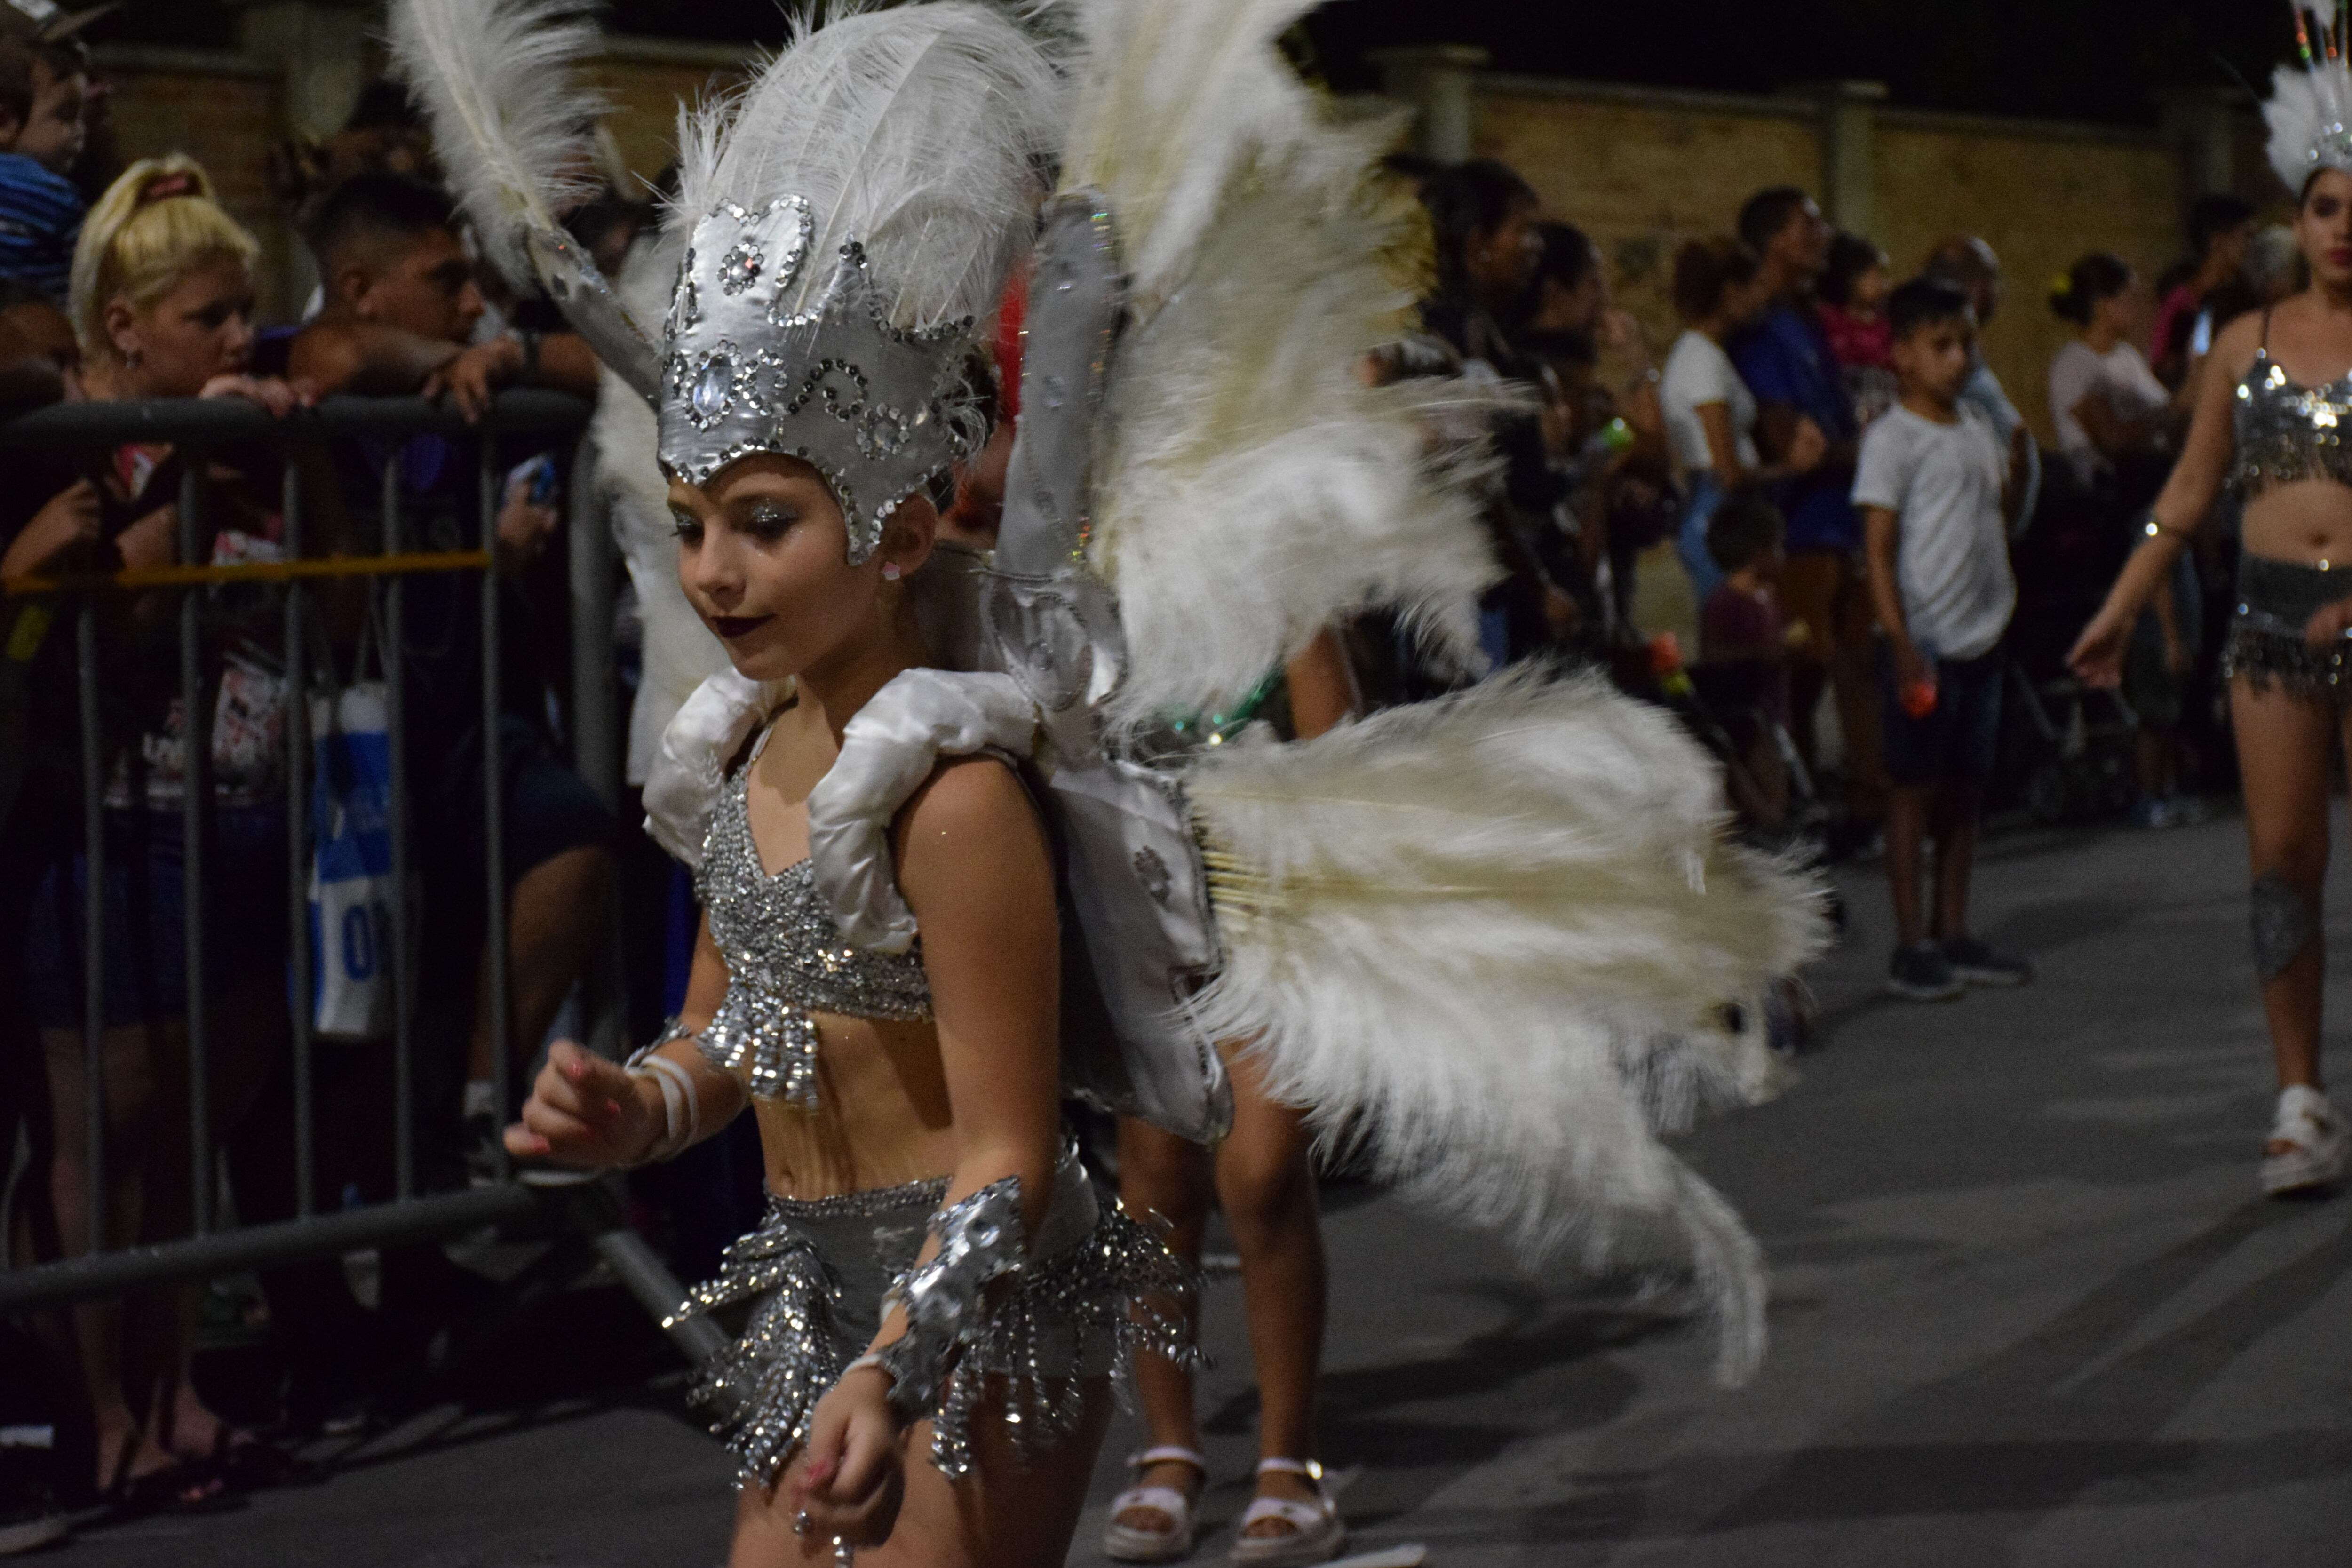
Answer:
[
  {"left": 743, "top": 1014, "right": 958, "bottom": 1200},
  {"left": 2241, "top": 477, "right": 2352, "bottom": 565}
]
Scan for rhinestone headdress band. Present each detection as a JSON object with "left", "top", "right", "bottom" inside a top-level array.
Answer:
[{"left": 658, "top": 196, "right": 985, "bottom": 563}]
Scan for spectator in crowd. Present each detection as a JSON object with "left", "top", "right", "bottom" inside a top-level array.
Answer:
[
  {"left": 2048, "top": 251, "right": 2201, "bottom": 829},
  {"left": 1699, "top": 491, "right": 1796, "bottom": 832},
  {"left": 0, "top": 1, "right": 96, "bottom": 306},
  {"left": 1922, "top": 234, "right": 2041, "bottom": 536},
  {"left": 1817, "top": 231, "right": 1896, "bottom": 425},
  {"left": 2152, "top": 193, "right": 2257, "bottom": 390},
  {"left": 1522, "top": 220, "right": 1674, "bottom": 631},
  {"left": 284, "top": 172, "right": 613, "bottom": 1186},
  {"left": 2051, "top": 253, "right": 2185, "bottom": 499},
  {"left": 1858, "top": 277, "right": 2033, "bottom": 1001},
  {"left": 1732, "top": 187, "right": 1884, "bottom": 840},
  {"left": 1660, "top": 235, "right": 1825, "bottom": 600},
  {"left": 16, "top": 154, "right": 322, "bottom": 1512},
  {"left": 1420, "top": 158, "right": 1577, "bottom": 660}
]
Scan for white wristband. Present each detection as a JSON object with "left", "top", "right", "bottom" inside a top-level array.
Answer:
[{"left": 626, "top": 1044, "right": 700, "bottom": 1165}]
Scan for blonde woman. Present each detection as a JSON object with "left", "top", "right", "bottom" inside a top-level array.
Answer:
[{"left": 22, "top": 155, "right": 318, "bottom": 1510}]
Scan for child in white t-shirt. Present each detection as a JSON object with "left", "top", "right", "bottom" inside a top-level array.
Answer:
[{"left": 1853, "top": 277, "right": 2033, "bottom": 1002}]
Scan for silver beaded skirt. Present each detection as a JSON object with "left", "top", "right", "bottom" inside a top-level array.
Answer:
[
  {"left": 2220, "top": 553, "right": 2352, "bottom": 707},
  {"left": 667, "top": 1146, "right": 1192, "bottom": 1488}
]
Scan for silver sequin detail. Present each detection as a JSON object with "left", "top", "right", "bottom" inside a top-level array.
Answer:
[
  {"left": 2233, "top": 350, "right": 2352, "bottom": 497},
  {"left": 693, "top": 770, "right": 931, "bottom": 1107},
  {"left": 669, "top": 1155, "right": 1194, "bottom": 1489}
]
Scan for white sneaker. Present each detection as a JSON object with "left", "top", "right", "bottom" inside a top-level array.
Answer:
[{"left": 2261, "top": 1085, "right": 2350, "bottom": 1196}]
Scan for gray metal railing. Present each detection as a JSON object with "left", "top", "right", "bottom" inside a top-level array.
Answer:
[{"left": 0, "top": 391, "right": 721, "bottom": 1363}]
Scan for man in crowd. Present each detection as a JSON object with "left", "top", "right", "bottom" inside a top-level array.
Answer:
[
  {"left": 1733, "top": 186, "right": 1885, "bottom": 843},
  {"left": 285, "top": 171, "right": 613, "bottom": 1183},
  {"left": 1922, "top": 234, "right": 2041, "bottom": 536}
]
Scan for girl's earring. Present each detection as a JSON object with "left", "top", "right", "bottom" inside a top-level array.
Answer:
[
  {"left": 880, "top": 562, "right": 903, "bottom": 581},
  {"left": 124, "top": 346, "right": 142, "bottom": 368}
]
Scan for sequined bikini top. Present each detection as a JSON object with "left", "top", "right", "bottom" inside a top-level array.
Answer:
[
  {"left": 694, "top": 764, "right": 932, "bottom": 1105},
  {"left": 2233, "top": 336, "right": 2352, "bottom": 499}
]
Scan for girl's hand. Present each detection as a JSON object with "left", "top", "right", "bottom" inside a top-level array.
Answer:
[
  {"left": 503, "top": 1040, "right": 658, "bottom": 1170},
  {"left": 2305, "top": 594, "right": 2352, "bottom": 648},
  {"left": 2067, "top": 609, "right": 2130, "bottom": 688},
  {"left": 793, "top": 1365, "right": 905, "bottom": 1548},
  {"left": 198, "top": 375, "right": 312, "bottom": 417}
]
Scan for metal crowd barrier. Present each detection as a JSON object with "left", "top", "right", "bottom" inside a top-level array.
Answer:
[{"left": 0, "top": 390, "right": 722, "bottom": 1364}]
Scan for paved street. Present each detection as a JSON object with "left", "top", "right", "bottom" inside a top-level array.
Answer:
[{"left": 57, "top": 811, "right": 2352, "bottom": 1567}]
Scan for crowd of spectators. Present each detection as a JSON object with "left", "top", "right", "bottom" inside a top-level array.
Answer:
[{"left": 0, "top": 8, "right": 2300, "bottom": 1554}]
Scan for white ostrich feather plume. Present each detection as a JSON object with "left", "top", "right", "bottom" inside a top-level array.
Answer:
[
  {"left": 675, "top": 2, "right": 1066, "bottom": 332},
  {"left": 1184, "top": 671, "right": 1833, "bottom": 1384},
  {"left": 1064, "top": 0, "right": 1498, "bottom": 726},
  {"left": 2267, "top": 56, "right": 2352, "bottom": 192},
  {"left": 595, "top": 231, "right": 731, "bottom": 782},
  {"left": 388, "top": 0, "right": 607, "bottom": 293}
]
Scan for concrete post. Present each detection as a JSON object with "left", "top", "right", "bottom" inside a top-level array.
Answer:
[
  {"left": 1792, "top": 80, "right": 1888, "bottom": 237},
  {"left": 226, "top": 0, "right": 377, "bottom": 140},
  {"left": 2159, "top": 86, "right": 2243, "bottom": 201},
  {"left": 222, "top": 0, "right": 379, "bottom": 311},
  {"left": 1369, "top": 45, "right": 1491, "bottom": 164}
]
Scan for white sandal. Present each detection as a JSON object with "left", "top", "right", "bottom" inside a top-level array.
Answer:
[
  {"left": 1228, "top": 1457, "right": 1346, "bottom": 1567},
  {"left": 1104, "top": 1446, "right": 1207, "bottom": 1563},
  {"left": 2262, "top": 1084, "right": 2351, "bottom": 1195}
]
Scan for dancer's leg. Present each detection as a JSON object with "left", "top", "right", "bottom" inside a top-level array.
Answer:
[
  {"left": 1112, "top": 1116, "right": 1212, "bottom": 1533},
  {"left": 1215, "top": 1046, "right": 1328, "bottom": 1534},
  {"left": 2231, "top": 678, "right": 2333, "bottom": 1098}
]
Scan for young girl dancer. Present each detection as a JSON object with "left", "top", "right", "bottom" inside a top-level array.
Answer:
[
  {"left": 2071, "top": 4, "right": 2352, "bottom": 1195},
  {"left": 398, "top": 3, "right": 1830, "bottom": 1563}
]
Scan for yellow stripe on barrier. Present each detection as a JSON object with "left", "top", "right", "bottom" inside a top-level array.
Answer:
[{"left": 2, "top": 549, "right": 496, "bottom": 597}]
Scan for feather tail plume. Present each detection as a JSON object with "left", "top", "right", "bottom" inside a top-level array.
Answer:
[
  {"left": 1184, "top": 671, "right": 1831, "bottom": 1384},
  {"left": 1066, "top": 2, "right": 1499, "bottom": 726},
  {"left": 388, "top": 0, "right": 607, "bottom": 293},
  {"left": 679, "top": 2, "right": 1066, "bottom": 331}
]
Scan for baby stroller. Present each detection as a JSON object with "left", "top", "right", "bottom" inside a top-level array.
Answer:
[{"left": 1994, "top": 450, "right": 2142, "bottom": 823}]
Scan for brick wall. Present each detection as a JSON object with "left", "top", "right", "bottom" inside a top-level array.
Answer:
[{"left": 89, "top": 39, "right": 754, "bottom": 322}]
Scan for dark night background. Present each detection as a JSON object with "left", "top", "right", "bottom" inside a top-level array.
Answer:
[{"left": 111, "top": 1, "right": 2292, "bottom": 126}]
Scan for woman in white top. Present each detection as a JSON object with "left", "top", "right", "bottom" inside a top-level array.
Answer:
[
  {"left": 2046, "top": 252, "right": 2184, "bottom": 496},
  {"left": 1661, "top": 236, "right": 1828, "bottom": 597}
]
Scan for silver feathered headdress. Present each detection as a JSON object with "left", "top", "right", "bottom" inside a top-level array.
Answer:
[
  {"left": 661, "top": 4, "right": 1064, "bottom": 559},
  {"left": 394, "top": 0, "right": 1063, "bottom": 563},
  {"left": 2269, "top": 3, "right": 2352, "bottom": 193}
]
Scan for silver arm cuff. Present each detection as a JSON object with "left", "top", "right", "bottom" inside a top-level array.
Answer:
[{"left": 874, "top": 1176, "right": 1026, "bottom": 1426}]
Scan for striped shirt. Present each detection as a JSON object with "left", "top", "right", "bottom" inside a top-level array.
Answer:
[{"left": 0, "top": 152, "right": 84, "bottom": 305}]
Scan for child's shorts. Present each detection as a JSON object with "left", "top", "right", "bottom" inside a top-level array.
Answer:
[{"left": 1877, "top": 643, "right": 2004, "bottom": 788}]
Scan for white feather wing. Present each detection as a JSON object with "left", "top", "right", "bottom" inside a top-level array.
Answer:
[
  {"left": 388, "top": 0, "right": 606, "bottom": 292},
  {"left": 1184, "top": 671, "right": 1831, "bottom": 1383},
  {"left": 1064, "top": 1, "right": 1497, "bottom": 726}
]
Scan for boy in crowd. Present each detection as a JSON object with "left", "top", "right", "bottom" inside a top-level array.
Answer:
[
  {"left": 0, "top": 0, "right": 101, "bottom": 305},
  {"left": 285, "top": 172, "right": 613, "bottom": 1178},
  {"left": 1855, "top": 276, "right": 2033, "bottom": 1001}
]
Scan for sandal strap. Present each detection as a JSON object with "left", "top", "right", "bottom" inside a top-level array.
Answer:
[
  {"left": 1130, "top": 1445, "right": 1207, "bottom": 1473},
  {"left": 1255, "top": 1456, "right": 1324, "bottom": 1484},
  {"left": 1238, "top": 1494, "right": 1336, "bottom": 1531},
  {"left": 1111, "top": 1484, "right": 1197, "bottom": 1523}
]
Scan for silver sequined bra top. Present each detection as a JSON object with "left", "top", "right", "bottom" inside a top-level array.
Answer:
[
  {"left": 694, "top": 769, "right": 932, "bottom": 1106},
  {"left": 2233, "top": 348, "right": 2352, "bottom": 499}
]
